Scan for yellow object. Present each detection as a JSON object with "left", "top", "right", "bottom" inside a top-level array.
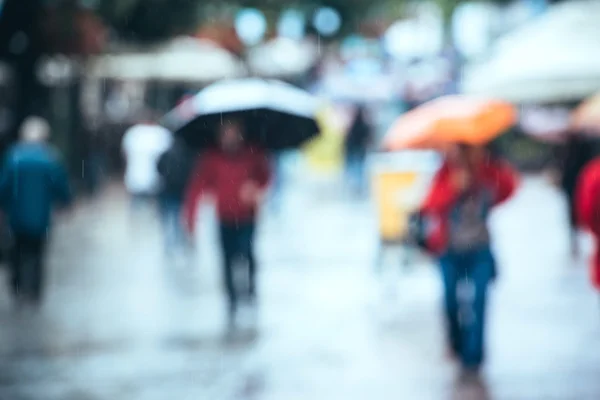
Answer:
[
  {"left": 370, "top": 152, "right": 441, "bottom": 243},
  {"left": 303, "top": 104, "right": 344, "bottom": 173},
  {"left": 373, "top": 171, "right": 419, "bottom": 242}
]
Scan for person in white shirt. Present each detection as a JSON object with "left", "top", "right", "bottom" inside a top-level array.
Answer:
[{"left": 121, "top": 114, "right": 172, "bottom": 212}]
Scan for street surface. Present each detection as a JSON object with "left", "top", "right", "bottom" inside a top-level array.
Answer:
[{"left": 0, "top": 162, "right": 599, "bottom": 400}]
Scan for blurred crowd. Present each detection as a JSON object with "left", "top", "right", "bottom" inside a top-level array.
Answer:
[{"left": 2, "top": 0, "right": 600, "bottom": 397}]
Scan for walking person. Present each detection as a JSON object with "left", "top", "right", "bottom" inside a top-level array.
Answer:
[
  {"left": 344, "top": 105, "right": 372, "bottom": 195},
  {"left": 0, "top": 117, "right": 71, "bottom": 306},
  {"left": 157, "top": 138, "right": 196, "bottom": 258},
  {"left": 560, "top": 134, "right": 596, "bottom": 257},
  {"left": 121, "top": 113, "right": 172, "bottom": 215},
  {"left": 575, "top": 156, "right": 600, "bottom": 290},
  {"left": 419, "top": 144, "right": 517, "bottom": 374},
  {"left": 184, "top": 121, "right": 271, "bottom": 324}
]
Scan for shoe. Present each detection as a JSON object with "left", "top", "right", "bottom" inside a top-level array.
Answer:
[
  {"left": 246, "top": 291, "right": 258, "bottom": 306},
  {"left": 446, "top": 347, "right": 460, "bottom": 362},
  {"left": 446, "top": 339, "right": 462, "bottom": 362},
  {"left": 459, "top": 365, "right": 482, "bottom": 384},
  {"left": 13, "top": 294, "right": 26, "bottom": 311},
  {"left": 227, "top": 302, "right": 238, "bottom": 326}
]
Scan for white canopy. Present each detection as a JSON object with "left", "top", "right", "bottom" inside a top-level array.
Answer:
[
  {"left": 247, "top": 38, "right": 318, "bottom": 78},
  {"left": 89, "top": 53, "right": 156, "bottom": 80},
  {"left": 319, "top": 73, "right": 398, "bottom": 103},
  {"left": 153, "top": 37, "right": 246, "bottom": 82},
  {"left": 188, "top": 78, "right": 319, "bottom": 119},
  {"left": 164, "top": 78, "right": 321, "bottom": 149},
  {"left": 462, "top": 0, "right": 600, "bottom": 103},
  {"left": 88, "top": 37, "right": 246, "bottom": 82}
]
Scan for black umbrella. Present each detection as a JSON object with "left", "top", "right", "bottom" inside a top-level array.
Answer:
[{"left": 163, "top": 78, "right": 320, "bottom": 150}]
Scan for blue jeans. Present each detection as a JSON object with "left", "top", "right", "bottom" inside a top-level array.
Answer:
[
  {"left": 439, "top": 247, "right": 494, "bottom": 368},
  {"left": 345, "top": 150, "right": 366, "bottom": 193},
  {"left": 158, "top": 197, "right": 187, "bottom": 255},
  {"left": 219, "top": 222, "right": 257, "bottom": 312}
]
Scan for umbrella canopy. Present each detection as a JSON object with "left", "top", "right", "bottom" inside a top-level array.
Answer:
[
  {"left": 164, "top": 78, "right": 320, "bottom": 150},
  {"left": 462, "top": 0, "right": 600, "bottom": 103},
  {"left": 572, "top": 93, "right": 600, "bottom": 133},
  {"left": 383, "top": 96, "right": 517, "bottom": 151}
]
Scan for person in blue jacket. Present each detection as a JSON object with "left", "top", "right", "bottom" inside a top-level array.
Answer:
[{"left": 0, "top": 117, "right": 71, "bottom": 305}]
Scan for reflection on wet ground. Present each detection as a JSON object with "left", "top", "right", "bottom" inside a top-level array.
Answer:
[{"left": 0, "top": 172, "right": 599, "bottom": 399}]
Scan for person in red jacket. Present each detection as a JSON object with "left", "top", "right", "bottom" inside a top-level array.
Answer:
[
  {"left": 420, "top": 144, "right": 517, "bottom": 373},
  {"left": 575, "top": 158, "right": 600, "bottom": 290},
  {"left": 184, "top": 121, "right": 271, "bottom": 322}
]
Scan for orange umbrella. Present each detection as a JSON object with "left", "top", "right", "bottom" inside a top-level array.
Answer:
[
  {"left": 572, "top": 93, "right": 600, "bottom": 133},
  {"left": 383, "top": 95, "right": 517, "bottom": 151}
]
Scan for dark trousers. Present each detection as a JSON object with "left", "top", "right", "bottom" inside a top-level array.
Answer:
[
  {"left": 345, "top": 149, "right": 367, "bottom": 193},
  {"left": 439, "top": 247, "right": 494, "bottom": 368},
  {"left": 10, "top": 233, "right": 48, "bottom": 302},
  {"left": 218, "top": 221, "right": 256, "bottom": 311}
]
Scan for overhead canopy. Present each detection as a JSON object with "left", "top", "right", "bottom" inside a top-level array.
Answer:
[
  {"left": 88, "top": 52, "right": 156, "bottom": 80},
  {"left": 153, "top": 37, "right": 246, "bottom": 82},
  {"left": 247, "top": 38, "right": 318, "bottom": 78},
  {"left": 462, "top": 0, "right": 600, "bottom": 104},
  {"left": 318, "top": 58, "right": 399, "bottom": 103},
  {"left": 88, "top": 37, "right": 246, "bottom": 82}
]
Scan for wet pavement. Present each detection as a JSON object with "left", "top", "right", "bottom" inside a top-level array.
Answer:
[{"left": 0, "top": 165, "right": 599, "bottom": 399}]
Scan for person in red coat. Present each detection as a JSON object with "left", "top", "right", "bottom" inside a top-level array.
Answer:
[
  {"left": 420, "top": 144, "right": 517, "bottom": 372},
  {"left": 575, "top": 158, "right": 600, "bottom": 290},
  {"left": 184, "top": 121, "right": 271, "bottom": 322}
]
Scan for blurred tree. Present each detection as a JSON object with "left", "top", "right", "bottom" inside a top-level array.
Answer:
[
  {"left": 0, "top": 0, "right": 108, "bottom": 170},
  {"left": 0, "top": 0, "right": 46, "bottom": 146},
  {"left": 99, "top": 0, "right": 200, "bottom": 43},
  {"left": 44, "top": 4, "right": 107, "bottom": 54}
]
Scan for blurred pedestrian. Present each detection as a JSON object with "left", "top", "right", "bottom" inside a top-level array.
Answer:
[
  {"left": 121, "top": 112, "right": 172, "bottom": 215},
  {"left": 420, "top": 144, "right": 517, "bottom": 373},
  {"left": 0, "top": 117, "right": 71, "bottom": 306},
  {"left": 344, "top": 105, "right": 372, "bottom": 195},
  {"left": 157, "top": 138, "right": 196, "bottom": 258},
  {"left": 561, "top": 134, "right": 596, "bottom": 257},
  {"left": 184, "top": 120, "right": 271, "bottom": 324},
  {"left": 575, "top": 157, "right": 600, "bottom": 290}
]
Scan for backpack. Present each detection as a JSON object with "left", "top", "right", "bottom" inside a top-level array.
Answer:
[
  {"left": 157, "top": 145, "right": 196, "bottom": 197},
  {"left": 406, "top": 211, "right": 433, "bottom": 252}
]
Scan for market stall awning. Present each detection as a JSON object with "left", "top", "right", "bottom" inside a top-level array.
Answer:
[
  {"left": 462, "top": 0, "right": 600, "bottom": 103},
  {"left": 88, "top": 37, "right": 246, "bottom": 82},
  {"left": 153, "top": 37, "right": 246, "bottom": 82}
]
